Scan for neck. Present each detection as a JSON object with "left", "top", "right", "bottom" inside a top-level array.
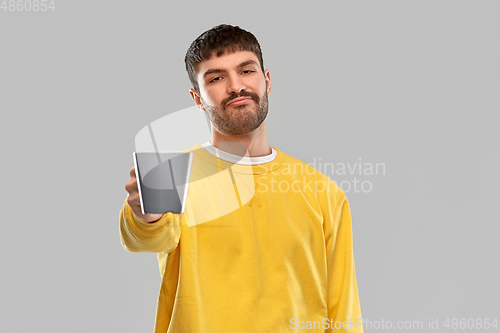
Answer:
[{"left": 210, "top": 121, "right": 271, "bottom": 157}]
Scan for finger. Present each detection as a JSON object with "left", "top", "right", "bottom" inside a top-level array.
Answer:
[
  {"left": 127, "top": 192, "right": 142, "bottom": 208},
  {"left": 125, "top": 178, "right": 138, "bottom": 194}
]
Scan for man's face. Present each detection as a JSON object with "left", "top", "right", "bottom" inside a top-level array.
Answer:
[{"left": 190, "top": 50, "right": 271, "bottom": 136}]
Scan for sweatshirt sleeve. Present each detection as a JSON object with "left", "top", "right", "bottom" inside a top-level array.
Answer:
[
  {"left": 325, "top": 194, "right": 363, "bottom": 332},
  {"left": 119, "top": 199, "right": 182, "bottom": 254}
]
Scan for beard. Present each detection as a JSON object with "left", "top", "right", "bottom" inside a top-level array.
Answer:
[{"left": 201, "top": 89, "right": 269, "bottom": 136}]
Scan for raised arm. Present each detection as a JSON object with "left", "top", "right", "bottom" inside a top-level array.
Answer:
[{"left": 119, "top": 167, "right": 181, "bottom": 253}]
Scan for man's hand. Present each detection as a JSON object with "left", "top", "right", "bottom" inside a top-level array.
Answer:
[{"left": 125, "top": 167, "right": 163, "bottom": 223}]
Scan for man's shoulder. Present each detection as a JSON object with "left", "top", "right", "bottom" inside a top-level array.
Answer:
[
  {"left": 274, "top": 147, "right": 346, "bottom": 198},
  {"left": 276, "top": 148, "right": 327, "bottom": 177}
]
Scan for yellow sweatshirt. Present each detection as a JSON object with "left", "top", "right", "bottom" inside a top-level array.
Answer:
[{"left": 120, "top": 146, "right": 363, "bottom": 332}]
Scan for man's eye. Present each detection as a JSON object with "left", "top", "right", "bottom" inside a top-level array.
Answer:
[
  {"left": 210, "top": 77, "right": 222, "bottom": 83},
  {"left": 242, "top": 70, "right": 253, "bottom": 74}
]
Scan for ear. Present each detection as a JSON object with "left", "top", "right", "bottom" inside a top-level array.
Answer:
[
  {"left": 264, "top": 69, "right": 271, "bottom": 96},
  {"left": 189, "top": 88, "right": 206, "bottom": 112}
]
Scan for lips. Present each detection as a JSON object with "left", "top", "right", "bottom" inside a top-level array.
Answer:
[{"left": 226, "top": 97, "right": 253, "bottom": 107}]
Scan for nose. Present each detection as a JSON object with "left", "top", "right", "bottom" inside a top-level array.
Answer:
[{"left": 226, "top": 73, "right": 246, "bottom": 95}]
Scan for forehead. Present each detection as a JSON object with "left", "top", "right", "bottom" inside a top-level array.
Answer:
[{"left": 197, "top": 50, "right": 261, "bottom": 78}]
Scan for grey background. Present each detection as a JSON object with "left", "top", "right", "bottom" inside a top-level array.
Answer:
[{"left": 1, "top": 1, "right": 499, "bottom": 332}]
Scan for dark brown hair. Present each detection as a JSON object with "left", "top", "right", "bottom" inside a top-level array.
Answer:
[{"left": 184, "top": 24, "right": 265, "bottom": 92}]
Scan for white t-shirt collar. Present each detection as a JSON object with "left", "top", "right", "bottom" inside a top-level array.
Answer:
[{"left": 201, "top": 141, "right": 277, "bottom": 165}]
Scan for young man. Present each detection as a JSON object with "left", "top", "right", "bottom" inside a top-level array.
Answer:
[{"left": 121, "top": 24, "right": 363, "bottom": 332}]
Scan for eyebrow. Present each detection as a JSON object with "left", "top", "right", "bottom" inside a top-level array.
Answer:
[{"left": 202, "top": 60, "right": 259, "bottom": 79}]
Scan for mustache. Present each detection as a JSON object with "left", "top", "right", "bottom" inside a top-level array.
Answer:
[{"left": 222, "top": 91, "right": 260, "bottom": 109}]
